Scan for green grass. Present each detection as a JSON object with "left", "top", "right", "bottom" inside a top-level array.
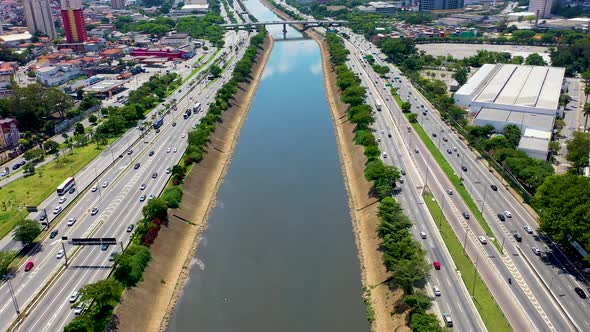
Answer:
[
  {"left": 0, "top": 142, "right": 110, "bottom": 239},
  {"left": 408, "top": 116, "right": 503, "bottom": 253},
  {"left": 390, "top": 88, "right": 403, "bottom": 107},
  {"left": 183, "top": 49, "right": 222, "bottom": 83},
  {"left": 423, "top": 192, "right": 512, "bottom": 332}
]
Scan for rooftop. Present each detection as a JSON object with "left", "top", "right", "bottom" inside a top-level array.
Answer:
[
  {"left": 518, "top": 136, "right": 549, "bottom": 153},
  {"left": 475, "top": 107, "right": 555, "bottom": 132},
  {"left": 472, "top": 64, "right": 565, "bottom": 111}
]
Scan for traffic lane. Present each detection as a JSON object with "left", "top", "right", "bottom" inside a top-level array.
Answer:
[{"left": 372, "top": 94, "right": 482, "bottom": 330}]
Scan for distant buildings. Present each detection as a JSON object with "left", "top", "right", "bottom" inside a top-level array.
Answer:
[
  {"left": 454, "top": 64, "right": 566, "bottom": 159},
  {"left": 419, "top": 0, "right": 464, "bottom": 11},
  {"left": 36, "top": 64, "right": 82, "bottom": 86},
  {"left": 111, "top": 0, "right": 126, "bottom": 10},
  {"left": 529, "top": 0, "right": 552, "bottom": 19},
  {"left": 23, "top": 0, "right": 56, "bottom": 39},
  {"left": 0, "top": 118, "right": 20, "bottom": 150},
  {"left": 60, "top": 0, "right": 88, "bottom": 43}
]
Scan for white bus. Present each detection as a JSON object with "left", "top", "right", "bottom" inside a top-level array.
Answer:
[
  {"left": 193, "top": 102, "right": 202, "bottom": 114},
  {"left": 57, "top": 177, "right": 76, "bottom": 196}
]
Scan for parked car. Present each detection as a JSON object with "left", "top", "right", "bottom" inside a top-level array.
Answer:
[{"left": 24, "top": 261, "right": 34, "bottom": 272}]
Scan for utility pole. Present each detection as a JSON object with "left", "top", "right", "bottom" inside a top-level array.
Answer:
[
  {"left": 472, "top": 254, "right": 480, "bottom": 296},
  {"left": 3, "top": 275, "right": 20, "bottom": 317},
  {"left": 463, "top": 218, "right": 470, "bottom": 253},
  {"left": 62, "top": 242, "right": 69, "bottom": 267},
  {"left": 480, "top": 184, "right": 488, "bottom": 213}
]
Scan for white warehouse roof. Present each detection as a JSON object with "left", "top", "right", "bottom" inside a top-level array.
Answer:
[{"left": 454, "top": 64, "right": 565, "bottom": 115}]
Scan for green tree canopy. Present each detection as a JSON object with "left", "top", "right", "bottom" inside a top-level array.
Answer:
[
  {"left": 566, "top": 131, "right": 590, "bottom": 172},
  {"left": 13, "top": 219, "right": 41, "bottom": 246}
]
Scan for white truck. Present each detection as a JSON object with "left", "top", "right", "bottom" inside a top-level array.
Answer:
[{"left": 375, "top": 101, "right": 382, "bottom": 112}]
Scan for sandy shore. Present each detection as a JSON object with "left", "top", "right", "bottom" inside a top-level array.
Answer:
[
  {"left": 113, "top": 35, "right": 274, "bottom": 332},
  {"left": 259, "top": 1, "right": 409, "bottom": 331}
]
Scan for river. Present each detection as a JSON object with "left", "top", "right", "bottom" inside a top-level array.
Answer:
[{"left": 167, "top": 1, "right": 369, "bottom": 331}]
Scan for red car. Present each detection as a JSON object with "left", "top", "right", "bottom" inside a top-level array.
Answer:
[
  {"left": 433, "top": 261, "right": 441, "bottom": 270},
  {"left": 24, "top": 261, "right": 34, "bottom": 272}
]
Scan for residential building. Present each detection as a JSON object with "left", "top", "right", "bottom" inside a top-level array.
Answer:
[
  {"left": 529, "top": 0, "right": 552, "bottom": 18},
  {"left": 111, "top": 0, "right": 126, "bottom": 9},
  {"left": 0, "top": 62, "right": 16, "bottom": 88},
  {"left": 60, "top": 0, "right": 87, "bottom": 43},
  {"left": 419, "top": 0, "right": 464, "bottom": 11},
  {"left": 35, "top": 63, "right": 82, "bottom": 86},
  {"left": 23, "top": 0, "right": 56, "bottom": 38},
  {"left": 0, "top": 118, "right": 20, "bottom": 149}
]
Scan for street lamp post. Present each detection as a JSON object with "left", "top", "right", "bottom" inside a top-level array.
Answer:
[
  {"left": 3, "top": 275, "right": 20, "bottom": 316},
  {"left": 472, "top": 254, "right": 480, "bottom": 296},
  {"left": 479, "top": 184, "right": 488, "bottom": 213},
  {"left": 463, "top": 218, "right": 470, "bottom": 253}
]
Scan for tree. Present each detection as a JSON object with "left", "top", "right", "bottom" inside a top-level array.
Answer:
[
  {"left": 23, "top": 162, "right": 35, "bottom": 175},
  {"left": 0, "top": 251, "right": 17, "bottom": 276},
  {"left": 525, "top": 53, "right": 547, "bottom": 66},
  {"left": 364, "top": 145, "right": 380, "bottom": 160},
  {"left": 503, "top": 124, "right": 521, "bottom": 148},
  {"left": 77, "top": 279, "right": 123, "bottom": 308},
  {"left": 13, "top": 219, "right": 41, "bottom": 246},
  {"left": 64, "top": 316, "right": 93, "bottom": 332},
  {"left": 390, "top": 257, "right": 429, "bottom": 294},
  {"left": 23, "top": 148, "right": 44, "bottom": 162},
  {"left": 401, "top": 101, "right": 412, "bottom": 113},
  {"left": 74, "top": 123, "right": 84, "bottom": 135},
  {"left": 561, "top": 92, "right": 571, "bottom": 109},
  {"left": 209, "top": 64, "right": 222, "bottom": 78},
  {"left": 142, "top": 198, "right": 168, "bottom": 220},
  {"left": 453, "top": 66, "right": 469, "bottom": 85},
  {"left": 404, "top": 292, "right": 432, "bottom": 312},
  {"left": 43, "top": 140, "right": 59, "bottom": 154},
  {"left": 566, "top": 131, "right": 590, "bottom": 172},
  {"left": 354, "top": 130, "right": 376, "bottom": 146},
  {"left": 409, "top": 312, "right": 444, "bottom": 332},
  {"left": 408, "top": 113, "right": 417, "bottom": 123},
  {"left": 114, "top": 244, "right": 151, "bottom": 287},
  {"left": 88, "top": 114, "right": 98, "bottom": 125}
]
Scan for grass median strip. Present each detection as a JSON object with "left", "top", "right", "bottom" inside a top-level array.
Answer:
[
  {"left": 423, "top": 192, "right": 511, "bottom": 332},
  {"left": 408, "top": 117, "right": 504, "bottom": 253},
  {"left": 184, "top": 49, "right": 222, "bottom": 83}
]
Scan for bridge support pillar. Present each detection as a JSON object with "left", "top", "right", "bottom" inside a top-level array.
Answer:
[{"left": 282, "top": 23, "right": 287, "bottom": 39}]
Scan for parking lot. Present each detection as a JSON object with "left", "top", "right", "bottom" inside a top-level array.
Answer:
[{"left": 416, "top": 43, "right": 551, "bottom": 63}]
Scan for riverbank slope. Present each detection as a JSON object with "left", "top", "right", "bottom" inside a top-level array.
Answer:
[
  {"left": 113, "top": 35, "right": 274, "bottom": 332},
  {"left": 258, "top": 1, "right": 408, "bottom": 331}
]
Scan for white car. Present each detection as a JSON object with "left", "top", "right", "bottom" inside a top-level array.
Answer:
[
  {"left": 524, "top": 225, "right": 533, "bottom": 234},
  {"left": 53, "top": 206, "right": 63, "bottom": 215},
  {"left": 166, "top": 148, "right": 171, "bottom": 153},
  {"left": 504, "top": 211, "right": 512, "bottom": 218},
  {"left": 166, "top": 168, "right": 171, "bottom": 174},
  {"left": 140, "top": 183, "right": 146, "bottom": 190},
  {"left": 69, "top": 291, "right": 79, "bottom": 303},
  {"left": 433, "top": 286, "right": 441, "bottom": 296},
  {"left": 181, "top": 133, "right": 186, "bottom": 138},
  {"left": 140, "top": 195, "right": 146, "bottom": 202},
  {"left": 420, "top": 232, "right": 426, "bottom": 239},
  {"left": 478, "top": 236, "right": 487, "bottom": 244},
  {"left": 532, "top": 247, "right": 541, "bottom": 255},
  {"left": 58, "top": 197, "right": 67, "bottom": 204},
  {"left": 56, "top": 249, "right": 65, "bottom": 259},
  {"left": 67, "top": 217, "right": 77, "bottom": 226},
  {"left": 446, "top": 189, "right": 453, "bottom": 195},
  {"left": 382, "top": 152, "right": 387, "bottom": 158},
  {"left": 73, "top": 302, "right": 85, "bottom": 315},
  {"left": 377, "top": 137, "right": 381, "bottom": 142},
  {"left": 91, "top": 186, "right": 97, "bottom": 192},
  {"left": 173, "top": 148, "right": 177, "bottom": 153},
  {"left": 102, "top": 181, "right": 108, "bottom": 188}
]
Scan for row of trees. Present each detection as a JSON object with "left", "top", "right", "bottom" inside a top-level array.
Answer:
[{"left": 326, "top": 33, "right": 441, "bottom": 331}]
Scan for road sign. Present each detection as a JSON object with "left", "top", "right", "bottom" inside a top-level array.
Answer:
[{"left": 70, "top": 238, "right": 117, "bottom": 246}]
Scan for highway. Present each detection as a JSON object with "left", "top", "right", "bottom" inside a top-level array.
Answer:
[
  {"left": 0, "top": 12, "right": 252, "bottom": 331},
  {"left": 340, "top": 28, "right": 586, "bottom": 331}
]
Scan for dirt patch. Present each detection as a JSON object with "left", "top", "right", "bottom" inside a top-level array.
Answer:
[
  {"left": 259, "top": 0, "right": 409, "bottom": 329},
  {"left": 113, "top": 35, "right": 274, "bottom": 332}
]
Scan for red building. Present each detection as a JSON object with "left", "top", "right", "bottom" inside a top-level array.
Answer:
[
  {"left": 129, "top": 48, "right": 188, "bottom": 61},
  {"left": 60, "top": 0, "right": 87, "bottom": 43}
]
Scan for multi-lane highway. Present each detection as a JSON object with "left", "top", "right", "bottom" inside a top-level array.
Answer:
[
  {"left": 0, "top": 10, "right": 253, "bottom": 330},
  {"left": 339, "top": 27, "right": 589, "bottom": 331}
]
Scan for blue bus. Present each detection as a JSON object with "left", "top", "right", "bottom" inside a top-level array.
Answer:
[{"left": 153, "top": 117, "right": 164, "bottom": 129}]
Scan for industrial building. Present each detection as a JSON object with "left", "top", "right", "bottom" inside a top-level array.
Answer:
[
  {"left": 419, "top": 0, "right": 464, "bottom": 11},
  {"left": 454, "top": 63, "right": 566, "bottom": 160}
]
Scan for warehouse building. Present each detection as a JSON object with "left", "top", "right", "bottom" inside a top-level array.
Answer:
[{"left": 454, "top": 64, "right": 566, "bottom": 160}]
